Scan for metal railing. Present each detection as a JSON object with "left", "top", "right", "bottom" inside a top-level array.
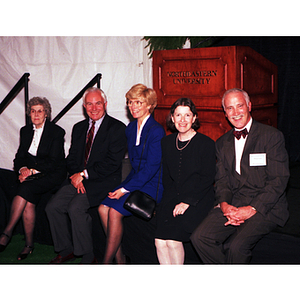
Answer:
[
  {"left": 0, "top": 73, "right": 30, "bottom": 124},
  {"left": 52, "top": 73, "right": 102, "bottom": 123},
  {"left": 0, "top": 73, "right": 102, "bottom": 124}
]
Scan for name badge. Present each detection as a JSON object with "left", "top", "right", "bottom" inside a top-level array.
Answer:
[{"left": 249, "top": 153, "right": 267, "bottom": 166}]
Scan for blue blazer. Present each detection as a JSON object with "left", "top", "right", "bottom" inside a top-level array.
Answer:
[
  {"left": 122, "top": 115, "right": 165, "bottom": 202},
  {"left": 101, "top": 115, "right": 165, "bottom": 216}
]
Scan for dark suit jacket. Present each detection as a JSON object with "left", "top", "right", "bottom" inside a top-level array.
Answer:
[
  {"left": 66, "top": 114, "right": 126, "bottom": 207},
  {"left": 214, "top": 120, "right": 290, "bottom": 227},
  {"left": 13, "top": 119, "right": 66, "bottom": 187}
]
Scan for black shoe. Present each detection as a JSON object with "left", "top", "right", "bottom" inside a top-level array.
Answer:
[
  {"left": 49, "top": 252, "right": 75, "bottom": 264},
  {"left": 0, "top": 233, "right": 11, "bottom": 253},
  {"left": 17, "top": 245, "right": 34, "bottom": 261}
]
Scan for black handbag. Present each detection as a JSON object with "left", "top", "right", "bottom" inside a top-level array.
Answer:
[
  {"left": 123, "top": 125, "right": 161, "bottom": 221},
  {"left": 123, "top": 190, "right": 156, "bottom": 220}
]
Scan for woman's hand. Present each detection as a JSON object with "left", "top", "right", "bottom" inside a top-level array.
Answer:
[
  {"left": 108, "top": 188, "right": 125, "bottom": 200},
  {"left": 173, "top": 202, "right": 190, "bottom": 217},
  {"left": 19, "top": 167, "right": 32, "bottom": 183}
]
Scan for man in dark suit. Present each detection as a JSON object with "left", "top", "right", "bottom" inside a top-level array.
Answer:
[
  {"left": 191, "top": 88, "right": 289, "bottom": 263},
  {"left": 46, "top": 87, "right": 126, "bottom": 264}
]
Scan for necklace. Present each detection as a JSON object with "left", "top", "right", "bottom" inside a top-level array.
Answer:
[{"left": 176, "top": 133, "right": 194, "bottom": 151}]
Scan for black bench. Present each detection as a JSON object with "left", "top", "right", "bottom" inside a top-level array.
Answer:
[{"left": 1, "top": 164, "right": 300, "bottom": 264}]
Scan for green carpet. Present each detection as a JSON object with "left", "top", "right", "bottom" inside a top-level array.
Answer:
[{"left": 0, "top": 234, "right": 81, "bottom": 264}]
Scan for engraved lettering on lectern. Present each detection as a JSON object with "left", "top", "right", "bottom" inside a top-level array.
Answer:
[{"left": 166, "top": 70, "right": 217, "bottom": 84}]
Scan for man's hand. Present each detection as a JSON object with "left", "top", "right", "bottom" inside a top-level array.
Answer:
[
  {"left": 225, "top": 206, "right": 256, "bottom": 225},
  {"left": 220, "top": 202, "right": 256, "bottom": 226},
  {"left": 70, "top": 173, "right": 86, "bottom": 193},
  {"left": 75, "top": 182, "right": 86, "bottom": 194},
  {"left": 220, "top": 202, "right": 242, "bottom": 226}
]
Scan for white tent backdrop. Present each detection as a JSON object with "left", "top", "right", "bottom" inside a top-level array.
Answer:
[{"left": 0, "top": 36, "right": 152, "bottom": 170}]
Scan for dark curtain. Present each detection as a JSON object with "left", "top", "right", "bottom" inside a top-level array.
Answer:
[{"left": 211, "top": 36, "right": 300, "bottom": 162}]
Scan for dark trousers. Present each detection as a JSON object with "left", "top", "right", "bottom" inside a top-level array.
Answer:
[
  {"left": 45, "top": 184, "right": 93, "bottom": 256},
  {"left": 190, "top": 206, "right": 277, "bottom": 263}
]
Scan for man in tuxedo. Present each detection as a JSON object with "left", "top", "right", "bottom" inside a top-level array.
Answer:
[
  {"left": 46, "top": 87, "right": 126, "bottom": 264},
  {"left": 191, "top": 88, "right": 289, "bottom": 263}
]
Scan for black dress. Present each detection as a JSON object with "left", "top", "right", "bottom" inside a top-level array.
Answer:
[{"left": 155, "top": 132, "right": 216, "bottom": 242}]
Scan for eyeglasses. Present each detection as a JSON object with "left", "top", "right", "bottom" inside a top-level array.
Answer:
[
  {"left": 31, "top": 109, "right": 44, "bottom": 114},
  {"left": 126, "top": 100, "right": 145, "bottom": 107}
]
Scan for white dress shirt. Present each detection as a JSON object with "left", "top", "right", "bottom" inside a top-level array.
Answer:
[
  {"left": 28, "top": 122, "right": 45, "bottom": 156},
  {"left": 83, "top": 115, "right": 105, "bottom": 179},
  {"left": 235, "top": 118, "right": 252, "bottom": 174},
  {"left": 135, "top": 114, "right": 150, "bottom": 146}
]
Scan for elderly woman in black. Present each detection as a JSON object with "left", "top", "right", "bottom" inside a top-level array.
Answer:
[
  {"left": 0, "top": 97, "right": 66, "bottom": 260},
  {"left": 155, "top": 98, "right": 216, "bottom": 264}
]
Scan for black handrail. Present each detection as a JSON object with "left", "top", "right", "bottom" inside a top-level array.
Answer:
[
  {"left": 0, "top": 73, "right": 30, "bottom": 123},
  {"left": 0, "top": 73, "right": 102, "bottom": 124},
  {"left": 52, "top": 73, "right": 102, "bottom": 123}
]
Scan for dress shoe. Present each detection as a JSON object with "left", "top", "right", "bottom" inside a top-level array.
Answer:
[
  {"left": 17, "top": 245, "right": 34, "bottom": 261},
  {"left": 80, "top": 256, "right": 98, "bottom": 265},
  {"left": 91, "top": 257, "right": 98, "bottom": 264},
  {"left": 49, "top": 252, "right": 75, "bottom": 264},
  {"left": 0, "top": 233, "right": 11, "bottom": 253}
]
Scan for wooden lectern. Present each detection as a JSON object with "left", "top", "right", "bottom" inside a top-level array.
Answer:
[{"left": 152, "top": 46, "right": 278, "bottom": 141}]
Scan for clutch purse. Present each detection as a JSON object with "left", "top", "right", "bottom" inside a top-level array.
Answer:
[
  {"left": 123, "top": 190, "right": 156, "bottom": 221},
  {"left": 25, "top": 173, "right": 44, "bottom": 181}
]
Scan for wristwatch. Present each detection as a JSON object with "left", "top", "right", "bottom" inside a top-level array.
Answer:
[{"left": 80, "top": 171, "right": 85, "bottom": 178}]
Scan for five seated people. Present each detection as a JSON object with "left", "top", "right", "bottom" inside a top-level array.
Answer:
[{"left": 0, "top": 88, "right": 290, "bottom": 264}]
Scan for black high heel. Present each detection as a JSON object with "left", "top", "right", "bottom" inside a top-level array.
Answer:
[
  {"left": 0, "top": 232, "right": 11, "bottom": 253},
  {"left": 17, "top": 245, "right": 34, "bottom": 261}
]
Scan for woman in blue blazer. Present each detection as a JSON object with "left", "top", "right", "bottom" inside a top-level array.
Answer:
[
  {"left": 99, "top": 84, "right": 165, "bottom": 264},
  {"left": 0, "top": 97, "right": 66, "bottom": 260}
]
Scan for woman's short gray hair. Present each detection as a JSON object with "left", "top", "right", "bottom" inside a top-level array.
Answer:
[{"left": 26, "top": 97, "right": 52, "bottom": 120}]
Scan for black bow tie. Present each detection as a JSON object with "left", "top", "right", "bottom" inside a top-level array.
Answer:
[{"left": 233, "top": 128, "right": 248, "bottom": 140}]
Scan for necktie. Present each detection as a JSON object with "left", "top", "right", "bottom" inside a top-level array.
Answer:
[
  {"left": 84, "top": 121, "right": 95, "bottom": 167},
  {"left": 233, "top": 128, "right": 248, "bottom": 140}
]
